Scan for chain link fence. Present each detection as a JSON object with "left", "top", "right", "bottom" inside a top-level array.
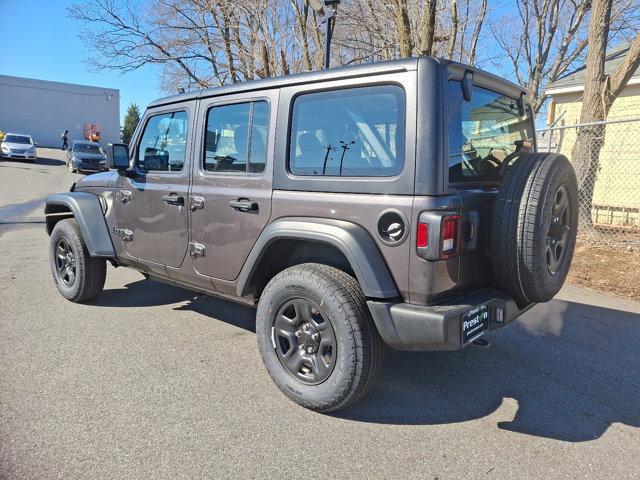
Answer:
[{"left": 538, "top": 117, "right": 640, "bottom": 246}]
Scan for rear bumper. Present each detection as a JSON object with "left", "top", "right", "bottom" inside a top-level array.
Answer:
[{"left": 367, "top": 288, "right": 534, "bottom": 351}]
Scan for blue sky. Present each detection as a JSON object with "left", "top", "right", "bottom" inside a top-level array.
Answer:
[{"left": 0, "top": 0, "right": 162, "bottom": 123}]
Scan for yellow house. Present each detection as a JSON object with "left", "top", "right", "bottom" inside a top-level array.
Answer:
[{"left": 545, "top": 42, "right": 640, "bottom": 229}]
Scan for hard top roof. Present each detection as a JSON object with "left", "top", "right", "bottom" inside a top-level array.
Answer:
[
  {"left": 147, "top": 56, "right": 527, "bottom": 109},
  {"left": 148, "top": 57, "right": 419, "bottom": 108}
]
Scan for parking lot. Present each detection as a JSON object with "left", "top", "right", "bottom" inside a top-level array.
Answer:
[{"left": 1, "top": 149, "right": 639, "bottom": 479}]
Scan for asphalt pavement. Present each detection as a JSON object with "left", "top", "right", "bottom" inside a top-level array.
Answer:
[{"left": 1, "top": 149, "right": 639, "bottom": 479}]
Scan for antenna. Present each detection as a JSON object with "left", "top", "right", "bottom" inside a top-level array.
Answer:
[{"left": 305, "top": 0, "right": 341, "bottom": 69}]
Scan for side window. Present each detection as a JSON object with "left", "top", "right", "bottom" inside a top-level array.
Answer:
[
  {"left": 289, "top": 85, "right": 405, "bottom": 177},
  {"left": 137, "top": 111, "right": 188, "bottom": 172},
  {"left": 203, "top": 100, "right": 269, "bottom": 173}
]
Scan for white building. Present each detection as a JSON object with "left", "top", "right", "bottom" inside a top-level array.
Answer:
[{"left": 0, "top": 75, "right": 120, "bottom": 148}]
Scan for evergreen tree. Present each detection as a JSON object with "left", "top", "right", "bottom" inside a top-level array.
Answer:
[{"left": 121, "top": 103, "right": 141, "bottom": 144}]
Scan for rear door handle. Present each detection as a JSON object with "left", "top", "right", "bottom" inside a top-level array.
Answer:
[
  {"left": 162, "top": 194, "right": 185, "bottom": 207},
  {"left": 229, "top": 199, "right": 258, "bottom": 213}
]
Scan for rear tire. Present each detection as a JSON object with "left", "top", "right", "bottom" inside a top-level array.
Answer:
[
  {"left": 256, "top": 263, "right": 384, "bottom": 412},
  {"left": 491, "top": 153, "right": 578, "bottom": 305},
  {"left": 49, "top": 218, "right": 106, "bottom": 303}
]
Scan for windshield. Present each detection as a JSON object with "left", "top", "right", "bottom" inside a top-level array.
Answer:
[
  {"left": 74, "top": 144, "right": 103, "bottom": 155},
  {"left": 4, "top": 135, "right": 32, "bottom": 144},
  {"left": 448, "top": 81, "right": 534, "bottom": 185}
]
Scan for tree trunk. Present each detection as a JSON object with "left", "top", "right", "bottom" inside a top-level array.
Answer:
[
  {"left": 571, "top": 0, "right": 640, "bottom": 226},
  {"left": 447, "top": 0, "right": 458, "bottom": 59},
  {"left": 394, "top": 0, "right": 413, "bottom": 57},
  {"left": 419, "top": 0, "right": 438, "bottom": 56},
  {"left": 571, "top": 0, "right": 611, "bottom": 225}
]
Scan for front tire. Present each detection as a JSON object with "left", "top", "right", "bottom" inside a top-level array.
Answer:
[
  {"left": 67, "top": 162, "right": 76, "bottom": 173},
  {"left": 49, "top": 218, "right": 106, "bottom": 303},
  {"left": 256, "top": 263, "right": 384, "bottom": 412}
]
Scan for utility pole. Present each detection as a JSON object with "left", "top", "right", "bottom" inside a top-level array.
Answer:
[{"left": 305, "top": 0, "right": 341, "bottom": 69}]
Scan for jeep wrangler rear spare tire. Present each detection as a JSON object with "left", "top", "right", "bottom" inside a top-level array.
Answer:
[
  {"left": 491, "top": 153, "right": 578, "bottom": 305},
  {"left": 49, "top": 218, "right": 106, "bottom": 303},
  {"left": 256, "top": 263, "right": 384, "bottom": 412}
]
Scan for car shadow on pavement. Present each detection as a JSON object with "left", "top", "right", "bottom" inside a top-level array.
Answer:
[
  {"left": 93, "top": 279, "right": 639, "bottom": 442},
  {"left": 94, "top": 279, "right": 256, "bottom": 333},
  {"left": 337, "top": 300, "right": 640, "bottom": 442},
  {"left": 0, "top": 156, "right": 65, "bottom": 167},
  {"left": 35, "top": 156, "right": 66, "bottom": 166}
]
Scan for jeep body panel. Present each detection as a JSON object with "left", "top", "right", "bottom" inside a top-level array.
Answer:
[
  {"left": 46, "top": 56, "right": 541, "bottom": 353},
  {"left": 272, "top": 69, "right": 417, "bottom": 195},
  {"left": 236, "top": 216, "right": 399, "bottom": 299},
  {"left": 118, "top": 99, "right": 198, "bottom": 273},
  {"left": 188, "top": 88, "right": 279, "bottom": 281},
  {"left": 45, "top": 192, "right": 115, "bottom": 258}
]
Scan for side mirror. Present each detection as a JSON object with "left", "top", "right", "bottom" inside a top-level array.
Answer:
[{"left": 106, "top": 143, "right": 131, "bottom": 171}]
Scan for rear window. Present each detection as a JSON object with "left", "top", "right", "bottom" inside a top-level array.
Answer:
[
  {"left": 289, "top": 85, "right": 405, "bottom": 177},
  {"left": 4, "top": 135, "right": 31, "bottom": 144},
  {"left": 448, "top": 81, "right": 534, "bottom": 185}
]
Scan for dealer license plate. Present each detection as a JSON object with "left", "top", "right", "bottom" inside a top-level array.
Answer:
[{"left": 461, "top": 305, "right": 489, "bottom": 343}]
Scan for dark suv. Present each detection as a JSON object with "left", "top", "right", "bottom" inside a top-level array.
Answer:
[{"left": 45, "top": 57, "right": 578, "bottom": 412}]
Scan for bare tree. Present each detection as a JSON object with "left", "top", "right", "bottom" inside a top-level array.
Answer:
[
  {"left": 492, "top": 0, "right": 592, "bottom": 113},
  {"left": 571, "top": 0, "right": 640, "bottom": 222},
  {"left": 69, "top": 0, "right": 319, "bottom": 89},
  {"left": 492, "top": 0, "right": 640, "bottom": 114},
  {"left": 69, "top": 0, "right": 492, "bottom": 93}
]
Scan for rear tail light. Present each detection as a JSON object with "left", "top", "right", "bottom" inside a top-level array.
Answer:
[
  {"left": 416, "top": 222, "right": 429, "bottom": 248},
  {"left": 441, "top": 215, "right": 461, "bottom": 257},
  {"left": 416, "top": 212, "right": 462, "bottom": 260}
]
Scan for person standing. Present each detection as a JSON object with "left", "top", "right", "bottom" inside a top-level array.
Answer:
[{"left": 61, "top": 130, "right": 69, "bottom": 150}]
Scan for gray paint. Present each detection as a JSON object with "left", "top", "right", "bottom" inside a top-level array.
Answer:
[
  {"left": 44, "top": 193, "right": 116, "bottom": 257},
  {"left": 0, "top": 75, "right": 120, "bottom": 148},
  {"left": 148, "top": 58, "right": 417, "bottom": 108},
  {"left": 236, "top": 217, "right": 399, "bottom": 299},
  {"left": 271, "top": 70, "right": 417, "bottom": 195}
]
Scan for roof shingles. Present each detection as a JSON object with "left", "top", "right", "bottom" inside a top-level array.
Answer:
[{"left": 547, "top": 42, "right": 639, "bottom": 90}]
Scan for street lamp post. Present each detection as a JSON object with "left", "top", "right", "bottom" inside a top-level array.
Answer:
[{"left": 305, "top": 0, "right": 341, "bottom": 69}]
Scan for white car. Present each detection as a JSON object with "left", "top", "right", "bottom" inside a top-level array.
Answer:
[{"left": 0, "top": 133, "right": 37, "bottom": 162}]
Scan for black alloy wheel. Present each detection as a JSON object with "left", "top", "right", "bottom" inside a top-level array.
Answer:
[
  {"left": 256, "top": 263, "right": 384, "bottom": 412},
  {"left": 49, "top": 218, "right": 106, "bottom": 303},
  {"left": 273, "top": 298, "right": 337, "bottom": 385},
  {"left": 546, "top": 185, "right": 571, "bottom": 275},
  {"left": 55, "top": 236, "right": 77, "bottom": 287}
]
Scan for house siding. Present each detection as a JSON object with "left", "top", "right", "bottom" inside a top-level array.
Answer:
[{"left": 549, "top": 85, "right": 640, "bottom": 226}]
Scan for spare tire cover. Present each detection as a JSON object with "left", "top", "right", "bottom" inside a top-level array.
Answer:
[{"left": 491, "top": 153, "right": 578, "bottom": 305}]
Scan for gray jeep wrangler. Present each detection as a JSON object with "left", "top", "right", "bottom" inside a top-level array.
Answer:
[{"left": 45, "top": 57, "right": 578, "bottom": 412}]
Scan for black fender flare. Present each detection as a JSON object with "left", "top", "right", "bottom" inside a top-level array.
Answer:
[
  {"left": 45, "top": 192, "right": 116, "bottom": 258},
  {"left": 237, "top": 217, "right": 399, "bottom": 299}
]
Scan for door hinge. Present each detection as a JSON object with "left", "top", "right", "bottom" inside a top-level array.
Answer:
[
  {"left": 189, "top": 242, "right": 205, "bottom": 257},
  {"left": 190, "top": 196, "right": 205, "bottom": 211},
  {"left": 117, "top": 190, "right": 132, "bottom": 203},
  {"left": 112, "top": 227, "right": 133, "bottom": 241}
]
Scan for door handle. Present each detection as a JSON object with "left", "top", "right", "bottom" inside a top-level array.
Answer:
[
  {"left": 229, "top": 199, "right": 258, "bottom": 213},
  {"left": 162, "top": 195, "right": 185, "bottom": 207}
]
